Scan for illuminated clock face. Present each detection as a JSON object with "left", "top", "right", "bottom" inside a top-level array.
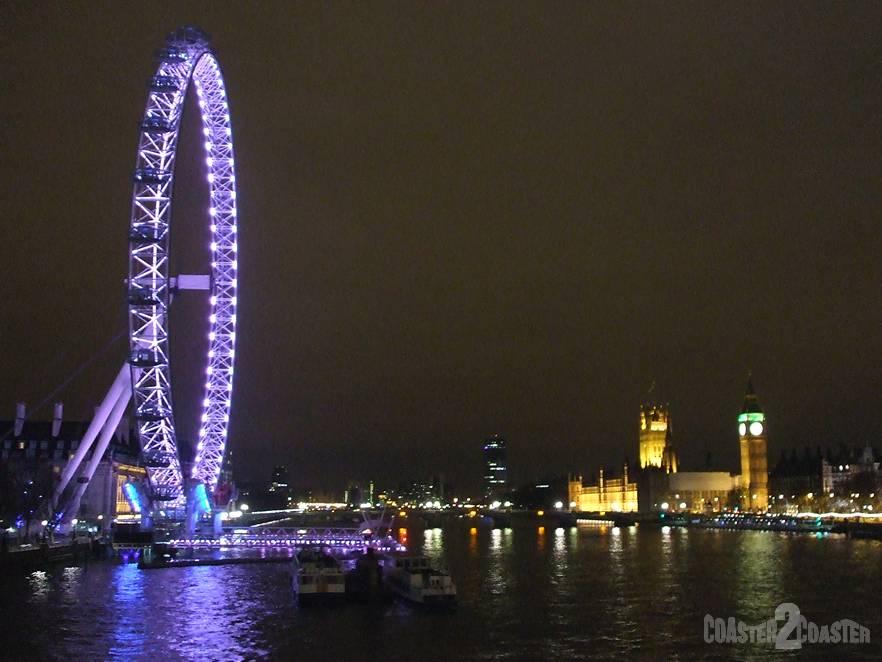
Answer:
[
  {"left": 749, "top": 421, "right": 764, "bottom": 436},
  {"left": 738, "top": 423, "right": 746, "bottom": 436}
]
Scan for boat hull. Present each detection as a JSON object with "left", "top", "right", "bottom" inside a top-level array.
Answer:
[{"left": 385, "top": 572, "right": 457, "bottom": 606}]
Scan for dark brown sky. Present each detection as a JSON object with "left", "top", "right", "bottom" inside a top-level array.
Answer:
[{"left": 2, "top": 3, "right": 881, "bottom": 494}]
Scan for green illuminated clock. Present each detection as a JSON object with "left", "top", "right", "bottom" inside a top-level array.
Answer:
[{"left": 738, "top": 411, "right": 764, "bottom": 437}]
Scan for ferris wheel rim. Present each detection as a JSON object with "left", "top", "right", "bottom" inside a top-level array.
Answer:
[{"left": 126, "top": 26, "right": 238, "bottom": 507}]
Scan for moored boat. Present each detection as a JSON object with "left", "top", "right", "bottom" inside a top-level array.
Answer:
[
  {"left": 291, "top": 548, "right": 345, "bottom": 604},
  {"left": 383, "top": 554, "right": 456, "bottom": 606}
]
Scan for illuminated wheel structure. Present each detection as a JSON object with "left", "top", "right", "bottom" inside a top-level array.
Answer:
[{"left": 127, "top": 27, "right": 238, "bottom": 511}]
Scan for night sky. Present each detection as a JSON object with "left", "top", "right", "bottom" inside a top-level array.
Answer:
[{"left": 2, "top": 3, "right": 880, "bottom": 495}]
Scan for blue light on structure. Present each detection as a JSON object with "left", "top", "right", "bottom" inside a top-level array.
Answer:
[
  {"left": 122, "top": 482, "right": 142, "bottom": 513},
  {"left": 194, "top": 483, "right": 211, "bottom": 516},
  {"left": 50, "top": 511, "right": 64, "bottom": 528}
]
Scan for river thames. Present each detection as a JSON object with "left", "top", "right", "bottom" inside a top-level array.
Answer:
[{"left": 1, "top": 524, "right": 879, "bottom": 660}]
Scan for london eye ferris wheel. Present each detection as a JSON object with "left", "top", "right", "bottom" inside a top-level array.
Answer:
[
  {"left": 127, "top": 26, "right": 239, "bottom": 508},
  {"left": 45, "top": 26, "right": 239, "bottom": 529}
]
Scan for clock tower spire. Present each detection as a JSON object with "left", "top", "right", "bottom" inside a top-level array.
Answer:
[{"left": 738, "top": 375, "right": 768, "bottom": 510}]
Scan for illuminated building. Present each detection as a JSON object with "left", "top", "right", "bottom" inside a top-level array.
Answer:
[
  {"left": 390, "top": 480, "right": 444, "bottom": 507},
  {"left": 568, "top": 463, "right": 639, "bottom": 513},
  {"left": 213, "top": 447, "right": 236, "bottom": 509},
  {"left": 636, "top": 388, "right": 745, "bottom": 512},
  {"left": 268, "top": 465, "right": 289, "bottom": 492},
  {"left": 263, "top": 466, "right": 292, "bottom": 508},
  {"left": 769, "top": 448, "right": 825, "bottom": 511},
  {"left": 738, "top": 377, "right": 768, "bottom": 510},
  {"left": 0, "top": 403, "right": 144, "bottom": 522},
  {"left": 483, "top": 434, "right": 509, "bottom": 499},
  {"left": 666, "top": 472, "right": 737, "bottom": 512},
  {"left": 639, "top": 389, "right": 678, "bottom": 473},
  {"left": 344, "top": 482, "right": 362, "bottom": 506},
  {"left": 823, "top": 445, "right": 879, "bottom": 493},
  {"left": 821, "top": 446, "right": 880, "bottom": 510},
  {"left": 114, "top": 465, "right": 149, "bottom": 518}
]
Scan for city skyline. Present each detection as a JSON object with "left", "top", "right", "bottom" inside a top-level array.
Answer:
[
  {"left": 3, "top": 375, "right": 872, "bottom": 498},
  {"left": 2, "top": 4, "right": 880, "bottom": 493},
  {"left": 1, "top": 8, "right": 880, "bottom": 660}
]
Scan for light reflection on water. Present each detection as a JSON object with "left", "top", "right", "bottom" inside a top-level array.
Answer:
[
  {"left": 483, "top": 528, "right": 510, "bottom": 600},
  {"left": 27, "top": 569, "right": 50, "bottom": 602},
  {"left": 109, "top": 564, "right": 148, "bottom": 659},
  {"left": 1, "top": 527, "right": 880, "bottom": 660}
]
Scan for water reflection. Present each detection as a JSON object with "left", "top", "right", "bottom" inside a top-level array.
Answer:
[
  {"left": 2, "top": 527, "right": 880, "bottom": 660},
  {"left": 490, "top": 528, "right": 502, "bottom": 551},
  {"left": 549, "top": 527, "right": 570, "bottom": 603},
  {"left": 422, "top": 528, "right": 443, "bottom": 556},
  {"left": 733, "top": 531, "right": 784, "bottom": 620},
  {"left": 483, "top": 527, "right": 511, "bottom": 598},
  {"left": 27, "top": 570, "right": 50, "bottom": 604},
  {"left": 61, "top": 565, "right": 83, "bottom": 600},
  {"left": 109, "top": 563, "right": 148, "bottom": 659},
  {"left": 468, "top": 528, "right": 478, "bottom": 555},
  {"left": 177, "top": 566, "right": 264, "bottom": 659}
]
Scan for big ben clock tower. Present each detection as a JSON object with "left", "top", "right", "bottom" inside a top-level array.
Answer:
[{"left": 738, "top": 376, "right": 768, "bottom": 510}]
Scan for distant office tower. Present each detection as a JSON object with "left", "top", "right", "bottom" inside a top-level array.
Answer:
[
  {"left": 483, "top": 434, "right": 509, "bottom": 498},
  {"left": 344, "top": 482, "right": 362, "bottom": 506},
  {"left": 269, "top": 465, "right": 289, "bottom": 492},
  {"left": 639, "top": 386, "right": 678, "bottom": 473},
  {"left": 738, "top": 377, "right": 768, "bottom": 510}
]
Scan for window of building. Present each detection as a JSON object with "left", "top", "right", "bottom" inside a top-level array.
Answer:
[{"left": 115, "top": 474, "right": 133, "bottom": 516}]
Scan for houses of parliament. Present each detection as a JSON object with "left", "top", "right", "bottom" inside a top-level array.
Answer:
[{"left": 568, "top": 379, "right": 768, "bottom": 513}]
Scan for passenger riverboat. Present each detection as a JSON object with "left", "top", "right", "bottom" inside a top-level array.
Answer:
[
  {"left": 291, "top": 548, "right": 345, "bottom": 604},
  {"left": 382, "top": 554, "right": 456, "bottom": 606}
]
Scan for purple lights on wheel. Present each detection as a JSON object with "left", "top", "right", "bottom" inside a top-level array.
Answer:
[{"left": 127, "top": 27, "right": 238, "bottom": 509}]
